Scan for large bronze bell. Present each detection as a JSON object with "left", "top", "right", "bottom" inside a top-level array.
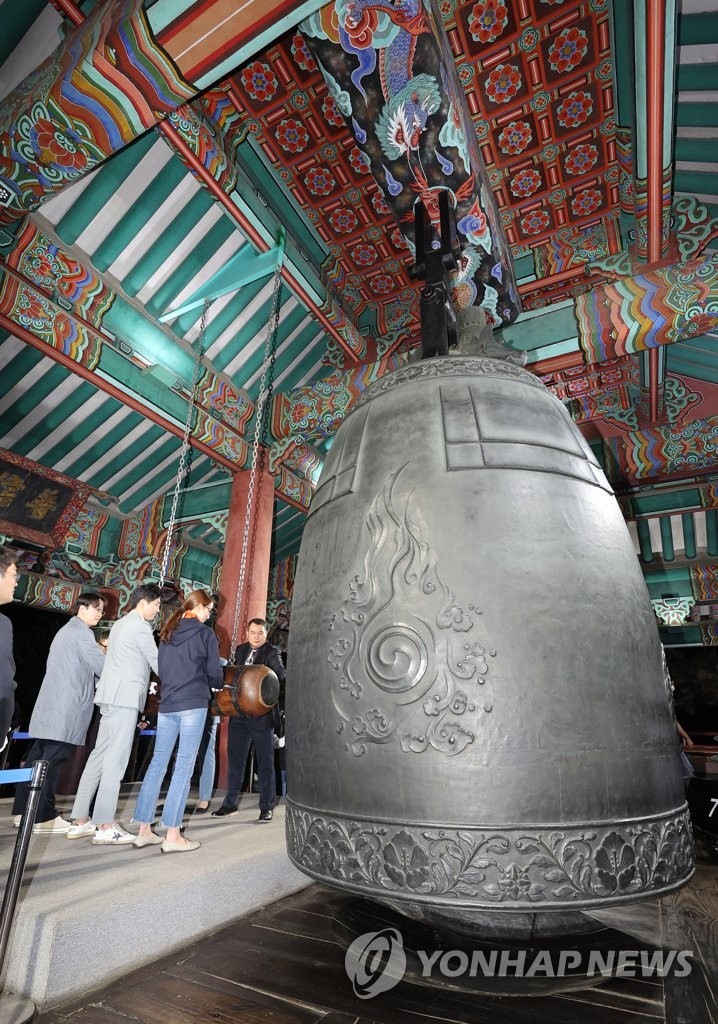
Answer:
[{"left": 285, "top": 357, "right": 694, "bottom": 939}]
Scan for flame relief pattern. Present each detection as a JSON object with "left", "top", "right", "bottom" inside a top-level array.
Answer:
[{"left": 328, "top": 465, "right": 494, "bottom": 757}]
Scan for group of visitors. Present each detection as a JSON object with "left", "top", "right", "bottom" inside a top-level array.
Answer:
[{"left": 0, "top": 545, "right": 286, "bottom": 854}]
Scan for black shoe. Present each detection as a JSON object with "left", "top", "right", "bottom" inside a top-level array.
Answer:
[
  {"left": 193, "top": 804, "right": 210, "bottom": 815},
  {"left": 258, "top": 809, "right": 273, "bottom": 822},
  {"left": 211, "top": 806, "right": 238, "bottom": 818}
]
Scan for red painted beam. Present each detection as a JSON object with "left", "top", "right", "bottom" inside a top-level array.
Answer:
[
  {"left": 644, "top": 0, "right": 668, "bottom": 421},
  {"left": 0, "top": 313, "right": 240, "bottom": 473},
  {"left": 646, "top": 0, "right": 666, "bottom": 267},
  {"left": 49, "top": 0, "right": 83, "bottom": 26},
  {"left": 528, "top": 351, "right": 585, "bottom": 376},
  {"left": 517, "top": 266, "right": 587, "bottom": 296}
]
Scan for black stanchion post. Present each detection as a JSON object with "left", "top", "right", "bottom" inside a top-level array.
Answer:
[{"left": 0, "top": 758, "right": 48, "bottom": 1023}]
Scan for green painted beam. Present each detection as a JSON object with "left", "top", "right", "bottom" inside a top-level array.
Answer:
[
  {"left": 707, "top": 509, "right": 718, "bottom": 556},
  {"left": 6, "top": 379, "right": 98, "bottom": 458},
  {"left": 122, "top": 191, "right": 214, "bottom": 298},
  {"left": 87, "top": 424, "right": 166, "bottom": 489},
  {"left": 0, "top": 363, "right": 67, "bottom": 434},
  {"left": 166, "top": 480, "right": 232, "bottom": 521},
  {"left": 673, "top": 168, "right": 718, "bottom": 195},
  {"left": 0, "top": 343, "right": 42, "bottom": 394},
  {"left": 644, "top": 567, "right": 694, "bottom": 586},
  {"left": 511, "top": 253, "right": 536, "bottom": 282},
  {"left": 147, "top": 216, "right": 236, "bottom": 318},
  {"left": 239, "top": 294, "right": 306, "bottom": 384},
  {"left": 177, "top": 545, "right": 218, "bottom": 586},
  {"left": 61, "top": 410, "right": 145, "bottom": 477},
  {"left": 103, "top": 298, "right": 202, "bottom": 386},
  {"left": 92, "top": 159, "right": 187, "bottom": 273},
  {"left": 659, "top": 516, "right": 675, "bottom": 561},
  {"left": 0, "top": 0, "right": 47, "bottom": 65},
  {"left": 678, "top": 11, "right": 718, "bottom": 45},
  {"left": 682, "top": 513, "right": 697, "bottom": 559},
  {"left": 677, "top": 62, "right": 718, "bottom": 92},
  {"left": 97, "top": 517, "right": 123, "bottom": 560},
  {"left": 497, "top": 306, "right": 579, "bottom": 350},
  {"left": 668, "top": 344, "right": 718, "bottom": 384},
  {"left": 636, "top": 519, "right": 653, "bottom": 562},
  {"left": 676, "top": 102, "right": 718, "bottom": 128},
  {"left": 55, "top": 134, "right": 156, "bottom": 244},
  {"left": 269, "top": 321, "right": 324, "bottom": 383},
  {"left": 632, "top": 490, "right": 701, "bottom": 514},
  {"left": 611, "top": 0, "right": 636, "bottom": 131},
  {"left": 675, "top": 136, "right": 718, "bottom": 164},
  {"left": 238, "top": 138, "right": 327, "bottom": 271},
  {"left": 159, "top": 244, "right": 281, "bottom": 322}
]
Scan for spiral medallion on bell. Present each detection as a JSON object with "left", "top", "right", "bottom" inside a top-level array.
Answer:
[{"left": 327, "top": 465, "right": 495, "bottom": 757}]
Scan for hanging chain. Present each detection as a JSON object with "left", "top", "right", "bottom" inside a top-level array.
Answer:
[
  {"left": 158, "top": 297, "right": 211, "bottom": 588},
  {"left": 228, "top": 265, "right": 282, "bottom": 660}
]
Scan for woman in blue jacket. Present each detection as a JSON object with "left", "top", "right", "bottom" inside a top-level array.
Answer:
[{"left": 132, "top": 589, "right": 223, "bottom": 853}]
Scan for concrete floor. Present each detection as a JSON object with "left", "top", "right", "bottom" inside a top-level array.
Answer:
[{"left": 0, "top": 788, "right": 310, "bottom": 1010}]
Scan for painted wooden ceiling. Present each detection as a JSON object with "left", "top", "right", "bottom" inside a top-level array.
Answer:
[{"left": 0, "top": 0, "right": 716, "bottom": 583}]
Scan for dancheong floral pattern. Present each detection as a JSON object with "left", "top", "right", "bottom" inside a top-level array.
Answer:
[
  {"left": 520, "top": 209, "right": 551, "bottom": 235},
  {"left": 556, "top": 90, "right": 594, "bottom": 129},
  {"left": 468, "top": 0, "right": 509, "bottom": 43},
  {"left": 275, "top": 118, "right": 308, "bottom": 153},
  {"left": 371, "top": 275, "right": 395, "bottom": 294},
  {"left": 565, "top": 143, "right": 599, "bottom": 176},
  {"left": 548, "top": 27, "right": 589, "bottom": 74},
  {"left": 571, "top": 188, "right": 602, "bottom": 216},
  {"left": 286, "top": 803, "right": 694, "bottom": 908},
  {"left": 498, "top": 120, "right": 533, "bottom": 156},
  {"left": 484, "top": 64, "right": 522, "bottom": 104},
  {"left": 322, "top": 96, "right": 344, "bottom": 128},
  {"left": 328, "top": 208, "right": 359, "bottom": 234},
  {"left": 304, "top": 166, "right": 336, "bottom": 196},
  {"left": 290, "top": 33, "right": 316, "bottom": 72},
  {"left": 510, "top": 168, "right": 542, "bottom": 198},
  {"left": 351, "top": 243, "right": 379, "bottom": 266},
  {"left": 240, "top": 61, "right": 278, "bottom": 103}
]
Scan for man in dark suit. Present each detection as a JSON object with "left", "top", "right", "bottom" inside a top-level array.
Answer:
[{"left": 212, "top": 618, "right": 285, "bottom": 822}]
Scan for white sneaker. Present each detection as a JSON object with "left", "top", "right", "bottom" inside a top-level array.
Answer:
[
  {"left": 66, "top": 821, "right": 95, "bottom": 840},
  {"left": 12, "top": 815, "right": 20, "bottom": 828},
  {"left": 32, "top": 816, "right": 71, "bottom": 835},
  {"left": 91, "top": 823, "right": 135, "bottom": 846}
]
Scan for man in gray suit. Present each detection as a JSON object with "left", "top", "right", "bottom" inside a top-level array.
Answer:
[
  {"left": 68, "top": 583, "right": 161, "bottom": 845},
  {"left": 13, "top": 592, "right": 106, "bottom": 833},
  {"left": 0, "top": 546, "right": 19, "bottom": 749}
]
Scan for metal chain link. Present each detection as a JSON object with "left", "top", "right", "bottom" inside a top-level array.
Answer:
[
  {"left": 158, "top": 298, "right": 211, "bottom": 588},
  {"left": 228, "top": 266, "right": 282, "bottom": 661}
]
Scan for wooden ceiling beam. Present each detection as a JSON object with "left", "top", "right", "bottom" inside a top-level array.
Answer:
[{"left": 0, "top": 313, "right": 239, "bottom": 473}]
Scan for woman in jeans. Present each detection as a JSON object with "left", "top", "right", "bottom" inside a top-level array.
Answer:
[
  {"left": 193, "top": 711, "right": 220, "bottom": 813},
  {"left": 132, "top": 589, "right": 223, "bottom": 853}
]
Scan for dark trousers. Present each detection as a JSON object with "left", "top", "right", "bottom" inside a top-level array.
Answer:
[
  {"left": 13, "top": 739, "right": 75, "bottom": 823},
  {"left": 223, "top": 717, "right": 275, "bottom": 813}
]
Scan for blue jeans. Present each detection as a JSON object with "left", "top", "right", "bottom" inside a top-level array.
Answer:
[
  {"left": 198, "top": 715, "right": 219, "bottom": 802},
  {"left": 133, "top": 708, "right": 206, "bottom": 828}
]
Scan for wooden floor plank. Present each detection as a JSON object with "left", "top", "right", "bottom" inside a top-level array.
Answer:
[{"left": 36, "top": 848, "right": 718, "bottom": 1024}]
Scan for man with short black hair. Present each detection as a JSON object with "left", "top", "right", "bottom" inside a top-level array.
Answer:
[
  {"left": 68, "top": 583, "right": 161, "bottom": 845},
  {"left": 12, "top": 592, "right": 106, "bottom": 833},
  {"left": 0, "top": 546, "right": 19, "bottom": 749},
  {"left": 212, "top": 618, "right": 285, "bottom": 822}
]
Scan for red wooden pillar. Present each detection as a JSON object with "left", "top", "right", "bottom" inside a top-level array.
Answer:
[{"left": 214, "top": 465, "right": 275, "bottom": 789}]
